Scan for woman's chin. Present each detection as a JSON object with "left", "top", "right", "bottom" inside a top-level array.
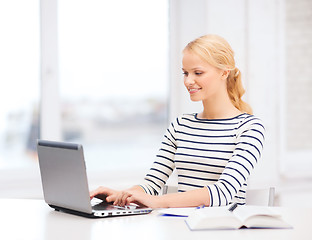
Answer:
[{"left": 189, "top": 96, "right": 202, "bottom": 102}]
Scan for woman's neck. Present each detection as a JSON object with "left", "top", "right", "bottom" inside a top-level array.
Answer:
[{"left": 199, "top": 95, "right": 242, "bottom": 120}]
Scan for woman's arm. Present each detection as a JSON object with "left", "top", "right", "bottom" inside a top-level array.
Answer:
[
  {"left": 127, "top": 117, "right": 265, "bottom": 208},
  {"left": 139, "top": 118, "right": 179, "bottom": 195},
  {"left": 90, "top": 119, "right": 178, "bottom": 204},
  {"left": 126, "top": 187, "right": 210, "bottom": 208},
  {"left": 90, "top": 185, "right": 210, "bottom": 209},
  {"left": 206, "top": 117, "right": 265, "bottom": 206}
]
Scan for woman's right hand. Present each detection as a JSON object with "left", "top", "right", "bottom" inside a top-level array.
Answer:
[
  {"left": 90, "top": 186, "right": 119, "bottom": 203},
  {"left": 90, "top": 185, "right": 145, "bottom": 207}
]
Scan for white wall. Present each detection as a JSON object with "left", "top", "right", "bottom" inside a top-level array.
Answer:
[{"left": 279, "top": 0, "right": 312, "bottom": 177}]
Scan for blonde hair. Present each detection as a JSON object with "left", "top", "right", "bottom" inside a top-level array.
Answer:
[{"left": 183, "top": 34, "right": 252, "bottom": 114}]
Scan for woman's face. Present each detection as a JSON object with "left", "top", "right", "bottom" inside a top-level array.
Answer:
[{"left": 182, "top": 50, "right": 228, "bottom": 102}]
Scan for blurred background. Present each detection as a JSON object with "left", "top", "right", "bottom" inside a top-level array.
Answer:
[{"left": 0, "top": 0, "right": 311, "bottom": 207}]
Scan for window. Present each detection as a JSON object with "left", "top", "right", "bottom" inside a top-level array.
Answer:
[
  {"left": 58, "top": 0, "right": 169, "bottom": 172},
  {"left": 0, "top": 1, "right": 40, "bottom": 169}
]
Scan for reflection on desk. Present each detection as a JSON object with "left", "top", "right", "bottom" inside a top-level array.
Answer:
[{"left": 1, "top": 199, "right": 311, "bottom": 240}]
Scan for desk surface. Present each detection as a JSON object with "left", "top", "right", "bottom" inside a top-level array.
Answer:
[{"left": 1, "top": 199, "right": 311, "bottom": 240}]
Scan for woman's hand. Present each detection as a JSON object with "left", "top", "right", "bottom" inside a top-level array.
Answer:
[
  {"left": 90, "top": 186, "right": 119, "bottom": 203},
  {"left": 90, "top": 185, "right": 150, "bottom": 207},
  {"left": 126, "top": 191, "right": 160, "bottom": 208}
]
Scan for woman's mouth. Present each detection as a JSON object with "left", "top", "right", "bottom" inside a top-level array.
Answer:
[{"left": 188, "top": 88, "right": 201, "bottom": 94}]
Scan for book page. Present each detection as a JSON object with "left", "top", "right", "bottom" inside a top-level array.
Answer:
[
  {"left": 233, "top": 206, "right": 281, "bottom": 223},
  {"left": 185, "top": 207, "right": 243, "bottom": 230},
  {"left": 243, "top": 215, "right": 292, "bottom": 229}
]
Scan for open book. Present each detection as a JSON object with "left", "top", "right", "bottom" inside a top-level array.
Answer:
[{"left": 185, "top": 205, "right": 292, "bottom": 230}]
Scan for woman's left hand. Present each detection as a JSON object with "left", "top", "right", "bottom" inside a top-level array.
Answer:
[{"left": 125, "top": 191, "right": 160, "bottom": 209}]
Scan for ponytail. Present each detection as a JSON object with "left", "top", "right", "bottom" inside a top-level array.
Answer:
[{"left": 227, "top": 67, "right": 252, "bottom": 114}]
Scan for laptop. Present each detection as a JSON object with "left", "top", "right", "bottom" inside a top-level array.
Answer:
[{"left": 37, "top": 139, "right": 152, "bottom": 218}]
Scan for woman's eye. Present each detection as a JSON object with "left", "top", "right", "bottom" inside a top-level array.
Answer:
[
  {"left": 182, "top": 72, "right": 188, "bottom": 76},
  {"left": 195, "top": 72, "right": 203, "bottom": 75}
]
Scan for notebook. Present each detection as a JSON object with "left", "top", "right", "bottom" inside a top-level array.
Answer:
[{"left": 37, "top": 139, "right": 152, "bottom": 218}]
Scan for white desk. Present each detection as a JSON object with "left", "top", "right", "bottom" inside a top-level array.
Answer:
[{"left": 1, "top": 199, "right": 311, "bottom": 240}]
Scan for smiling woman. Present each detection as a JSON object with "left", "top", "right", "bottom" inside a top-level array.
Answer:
[{"left": 90, "top": 34, "right": 265, "bottom": 209}]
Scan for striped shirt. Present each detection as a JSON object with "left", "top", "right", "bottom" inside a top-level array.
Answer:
[{"left": 139, "top": 113, "right": 265, "bottom": 207}]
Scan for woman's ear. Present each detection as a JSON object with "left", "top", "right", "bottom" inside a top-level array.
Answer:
[{"left": 221, "top": 69, "right": 230, "bottom": 80}]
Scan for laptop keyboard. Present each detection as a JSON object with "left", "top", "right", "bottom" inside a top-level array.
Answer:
[
  {"left": 92, "top": 200, "right": 133, "bottom": 211},
  {"left": 91, "top": 198, "right": 139, "bottom": 211}
]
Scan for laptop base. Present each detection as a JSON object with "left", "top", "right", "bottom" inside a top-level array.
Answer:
[{"left": 50, "top": 204, "right": 152, "bottom": 218}]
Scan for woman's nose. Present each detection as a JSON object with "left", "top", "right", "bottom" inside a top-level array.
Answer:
[{"left": 184, "top": 75, "right": 195, "bottom": 86}]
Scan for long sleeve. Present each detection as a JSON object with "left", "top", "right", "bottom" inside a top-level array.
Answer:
[
  {"left": 139, "top": 119, "right": 178, "bottom": 195},
  {"left": 140, "top": 113, "right": 265, "bottom": 206},
  {"left": 206, "top": 117, "right": 265, "bottom": 206}
]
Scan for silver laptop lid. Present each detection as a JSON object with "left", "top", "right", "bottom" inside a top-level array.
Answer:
[{"left": 37, "top": 140, "right": 93, "bottom": 214}]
